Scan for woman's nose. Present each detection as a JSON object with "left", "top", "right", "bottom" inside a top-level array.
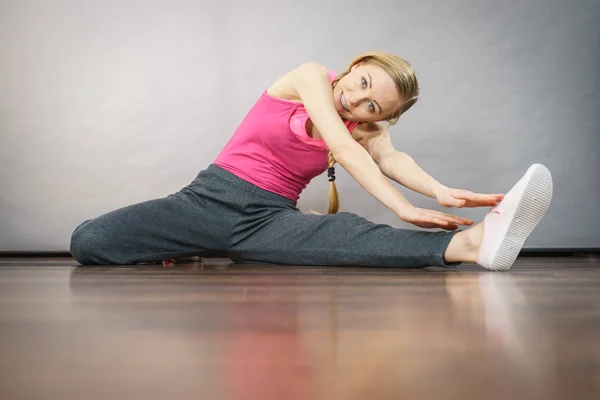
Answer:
[{"left": 346, "top": 93, "right": 362, "bottom": 107}]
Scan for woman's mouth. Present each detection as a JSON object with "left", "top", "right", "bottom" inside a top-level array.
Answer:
[{"left": 340, "top": 92, "right": 350, "bottom": 112}]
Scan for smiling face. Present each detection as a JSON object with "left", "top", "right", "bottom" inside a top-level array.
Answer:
[{"left": 332, "top": 62, "right": 403, "bottom": 123}]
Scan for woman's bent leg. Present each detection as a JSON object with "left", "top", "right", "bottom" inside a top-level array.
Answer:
[
  {"left": 70, "top": 194, "right": 226, "bottom": 265},
  {"left": 229, "top": 210, "right": 461, "bottom": 268},
  {"left": 70, "top": 169, "right": 240, "bottom": 265}
]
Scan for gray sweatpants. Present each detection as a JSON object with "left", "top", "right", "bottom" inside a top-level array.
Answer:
[{"left": 70, "top": 164, "right": 460, "bottom": 267}]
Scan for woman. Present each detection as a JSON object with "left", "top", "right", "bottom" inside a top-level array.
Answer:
[{"left": 70, "top": 52, "right": 553, "bottom": 270}]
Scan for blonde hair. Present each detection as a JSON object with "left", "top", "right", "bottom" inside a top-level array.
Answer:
[{"left": 326, "top": 52, "right": 420, "bottom": 214}]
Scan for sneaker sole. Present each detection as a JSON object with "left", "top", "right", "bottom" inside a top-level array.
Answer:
[{"left": 489, "top": 164, "right": 553, "bottom": 271}]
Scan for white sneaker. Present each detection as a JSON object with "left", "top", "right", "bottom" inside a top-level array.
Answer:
[{"left": 477, "top": 164, "right": 553, "bottom": 271}]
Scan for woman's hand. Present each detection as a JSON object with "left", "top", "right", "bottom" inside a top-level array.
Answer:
[
  {"left": 396, "top": 206, "right": 474, "bottom": 231},
  {"left": 434, "top": 186, "right": 504, "bottom": 209}
]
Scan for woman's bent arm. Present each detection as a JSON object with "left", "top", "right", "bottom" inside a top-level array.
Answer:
[{"left": 291, "top": 62, "right": 412, "bottom": 215}]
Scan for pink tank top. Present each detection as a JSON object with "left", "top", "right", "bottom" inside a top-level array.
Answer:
[{"left": 214, "top": 71, "right": 358, "bottom": 202}]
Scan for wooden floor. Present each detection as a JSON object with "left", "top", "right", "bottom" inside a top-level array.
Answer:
[{"left": 0, "top": 256, "right": 599, "bottom": 400}]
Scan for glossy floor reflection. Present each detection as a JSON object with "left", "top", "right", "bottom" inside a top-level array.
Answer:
[{"left": 0, "top": 256, "right": 599, "bottom": 400}]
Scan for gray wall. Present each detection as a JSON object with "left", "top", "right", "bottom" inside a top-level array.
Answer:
[{"left": 1, "top": 0, "right": 598, "bottom": 251}]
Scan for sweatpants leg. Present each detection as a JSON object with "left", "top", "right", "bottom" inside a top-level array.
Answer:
[
  {"left": 230, "top": 210, "right": 461, "bottom": 268},
  {"left": 69, "top": 169, "right": 240, "bottom": 265}
]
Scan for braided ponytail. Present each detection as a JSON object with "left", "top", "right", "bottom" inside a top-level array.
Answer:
[{"left": 327, "top": 151, "right": 339, "bottom": 214}]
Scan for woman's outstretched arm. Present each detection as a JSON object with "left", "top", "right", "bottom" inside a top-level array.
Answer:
[
  {"left": 291, "top": 62, "right": 413, "bottom": 215},
  {"left": 359, "top": 123, "right": 504, "bottom": 208},
  {"left": 289, "top": 62, "right": 471, "bottom": 229},
  {"left": 365, "top": 126, "right": 445, "bottom": 198}
]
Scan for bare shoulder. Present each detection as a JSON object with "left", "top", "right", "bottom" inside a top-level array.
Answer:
[
  {"left": 267, "top": 62, "right": 329, "bottom": 102},
  {"left": 353, "top": 122, "right": 395, "bottom": 161},
  {"left": 353, "top": 121, "right": 386, "bottom": 147}
]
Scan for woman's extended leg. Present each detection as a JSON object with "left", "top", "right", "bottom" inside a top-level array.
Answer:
[
  {"left": 229, "top": 209, "right": 463, "bottom": 268},
  {"left": 229, "top": 163, "right": 552, "bottom": 270},
  {"left": 69, "top": 168, "right": 240, "bottom": 265}
]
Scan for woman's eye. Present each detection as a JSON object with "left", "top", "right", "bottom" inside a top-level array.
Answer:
[
  {"left": 361, "top": 77, "right": 367, "bottom": 88},
  {"left": 368, "top": 101, "right": 375, "bottom": 112}
]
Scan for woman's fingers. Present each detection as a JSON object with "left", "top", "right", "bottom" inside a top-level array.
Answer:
[
  {"left": 455, "top": 190, "right": 504, "bottom": 206},
  {"left": 404, "top": 206, "right": 472, "bottom": 230},
  {"left": 416, "top": 211, "right": 472, "bottom": 228},
  {"left": 427, "top": 217, "right": 459, "bottom": 230},
  {"left": 428, "top": 210, "right": 473, "bottom": 225}
]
